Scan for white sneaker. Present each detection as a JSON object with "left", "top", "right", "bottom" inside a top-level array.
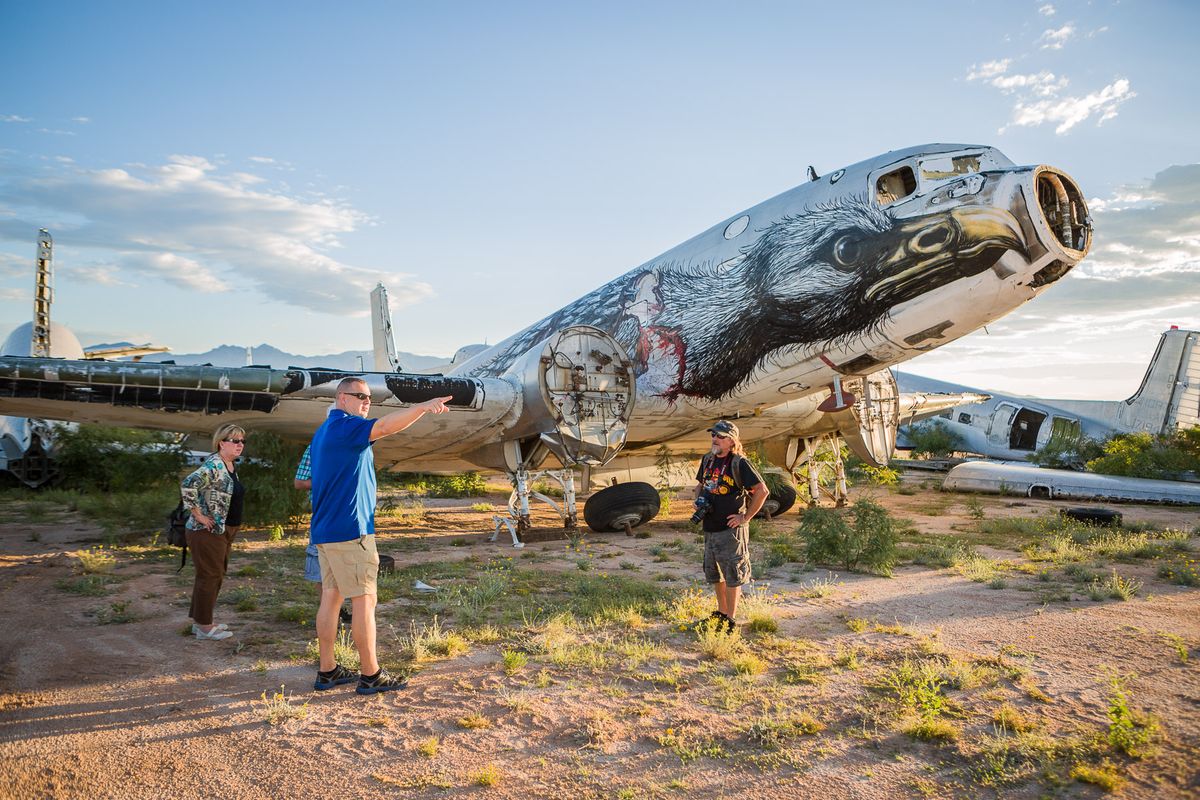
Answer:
[
  {"left": 194, "top": 626, "right": 233, "bottom": 640},
  {"left": 192, "top": 623, "right": 229, "bottom": 634}
]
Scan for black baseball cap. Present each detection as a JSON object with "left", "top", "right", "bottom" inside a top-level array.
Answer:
[{"left": 707, "top": 420, "right": 740, "bottom": 438}]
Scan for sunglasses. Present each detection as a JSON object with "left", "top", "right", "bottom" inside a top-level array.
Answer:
[
  {"left": 340, "top": 391, "right": 371, "bottom": 401},
  {"left": 223, "top": 438, "right": 246, "bottom": 445},
  {"left": 711, "top": 433, "right": 731, "bottom": 440}
]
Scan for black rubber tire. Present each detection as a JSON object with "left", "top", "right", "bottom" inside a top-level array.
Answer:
[
  {"left": 583, "top": 482, "right": 661, "bottom": 533},
  {"left": 379, "top": 554, "right": 396, "bottom": 575},
  {"left": 756, "top": 482, "right": 798, "bottom": 519},
  {"left": 1060, "top": 507, "right": 1122, "bottom": 527}
]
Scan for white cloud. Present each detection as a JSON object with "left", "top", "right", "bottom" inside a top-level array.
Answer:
[
  {"left": 0, "top": 155, "right": 433, "bottom": 314},
  {"left": 36, "top": 128, "right": 76, "bottom": 136},
  {"left": 989, "top": 70, "right": 1068, "bottom": 97},
  {"left": 967, "top": 59, "right": 1010, "bottom": 81},
  {"left": 72, "top": 116, "right": 91, "bottom": 124},
  {"left": 2, "top": 115, "right": 31, "bottom": 123},
  {"left": 968, "top": 59, "right": 1134, "bottom": 135},
  {"left": 1038, "top": 4, "right": 1056, "bottom": 16},
  {"left": 1002, "top": 78, "right": 1134, "bottom": 134},
  {"left": 248, "top": 156, "right": 276, "bottom": 164},
  {"left": 1039, "top": 23, "right": 1075, "bottom": 49},
  {"left": 0, "top": 287, "right": 24, "bottom": 301}
]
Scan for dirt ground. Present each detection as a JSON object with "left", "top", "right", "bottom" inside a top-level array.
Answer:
[{"left": 0, "top": 476, "right": 1197, "bottom": 799}]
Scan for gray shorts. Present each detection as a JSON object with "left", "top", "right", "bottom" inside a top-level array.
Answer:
[{"left": 703, "top": 525, "right": 752, "bottom": 587}]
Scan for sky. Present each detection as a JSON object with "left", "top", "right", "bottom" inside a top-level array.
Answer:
[{"left": 1, "top": 0, "right": 1197, "bottom": 400}]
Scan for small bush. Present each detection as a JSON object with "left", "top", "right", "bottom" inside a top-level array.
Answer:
[
  {"left": 1070, "top": 761, "right": 1124, "bottom": 792},
  {"left": 1106, "top": 675, "right": 1159, "bottom": 758},
  {"left": 800, "top": 500, "right": 897, "bottom": 575},
  {"left": 458, "top": 712, "right": 491, "bottom": 729},
  {"left": 904, "top": 420, "right": 963, "bottom": 458},
  {"left": 417, "top": 737, "right": 439, "bottom": 757},
  {"left": 501, "top": 649, "right": 528, "bottom": 675},
  {"left": 77, "top": 547, "right": 116, "bottom": 575},
  {"left": 257, "top": 685, "right": 309, "bottom": 725},
  {"left": 95, "top": 600, "right": 136, "bottom": 624},
  {"left": 53, "top": 425, "right": 187, "bottom": 492}
]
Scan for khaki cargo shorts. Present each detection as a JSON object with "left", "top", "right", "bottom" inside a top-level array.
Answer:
[
  {"left": 317, "top": 536, "right": 379, "bottom": 598},
  {"left": 703, "top": 525, "right": 752, "bottom": 587}
]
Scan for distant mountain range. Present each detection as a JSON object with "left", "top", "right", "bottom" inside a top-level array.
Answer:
[{"left": 88, "top": 342, "right": 449, "bottom": 372}]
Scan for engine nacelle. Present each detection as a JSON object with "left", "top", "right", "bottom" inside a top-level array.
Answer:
[{"left": 500, "top": 325, "right": 635, "bottom": 468}]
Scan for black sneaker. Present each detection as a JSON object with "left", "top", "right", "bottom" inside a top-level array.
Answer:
[
  {"left": 689, "top": 611, "right": 726, "bottom": 633},
  {"left": 313, "top": 663, "right": 357, "bottom": 691},
  {"left": 357, "top": 668, "right": 408, "bottom": 695},
  {"left": 720, "top": 614, "right": 736, "bottom": 635}
]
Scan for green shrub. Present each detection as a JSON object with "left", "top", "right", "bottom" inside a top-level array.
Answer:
[
  {"left": 236, "top": 432, "right": 309, "bottom": 529},
  {"left": 53, "top": 425, "right": 187, "bottom": 492},
  {"left": 903, "top": 420, "right": 963, "bottom": 458},
  {"left": 799, "top": 500, "right": 897, "bottom": 575},
  {"left": 1087, "top": 429, "right": 1200, "bottom": 480}
]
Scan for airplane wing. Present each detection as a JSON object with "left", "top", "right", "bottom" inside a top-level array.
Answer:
[
  {"left": 898, "top": 390, "right": 991, "bottom": 425},
  {"left": 0, "top": 325, "right": 637, "bottom": 473}
]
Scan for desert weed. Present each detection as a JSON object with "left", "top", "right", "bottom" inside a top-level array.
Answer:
[
  {"left": 256, "top": 685, "right": 309, "bottom": 725},
  {"left": 77, "top": 546, "right": 116, "bottom": 575}
]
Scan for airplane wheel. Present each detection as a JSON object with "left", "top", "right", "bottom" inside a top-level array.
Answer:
[
  {"left": 756, "top": 483, "right": 798, "bottom": 518},
  {"left": 584, "top": 482, "right": 661, "bottom": 533},
  {"left": 1061, "top": 507, "right": 1122, "bottom": 527}
]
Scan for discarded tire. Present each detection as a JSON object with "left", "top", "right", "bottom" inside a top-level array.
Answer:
[
  {"left": 583, "top": 482, "right": 661, "bottom": 533},
  {"left": 756, "top": 483, "right": 798, "bottom": 518},
  {"left": 1060, "top": 507, "right": 1122, "bottom": 527},
  {"left": 379, "top": 554, "right": 396, "bottom": 575}
]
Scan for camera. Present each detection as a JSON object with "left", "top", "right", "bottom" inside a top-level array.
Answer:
[{"left": 690, "top": 494, "right": 711, "bottom": 524}]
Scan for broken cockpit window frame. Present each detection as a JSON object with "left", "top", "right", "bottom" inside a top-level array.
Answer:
[{"left": 875, "top": 166, "right": 917, "bottom": 206}]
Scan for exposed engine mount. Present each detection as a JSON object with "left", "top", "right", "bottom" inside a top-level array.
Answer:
[{"left": 501, "top": 325, "right": 635, "bottom": 468}]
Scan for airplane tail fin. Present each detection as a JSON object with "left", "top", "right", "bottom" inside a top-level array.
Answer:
[
  {"left": 1119, "top": 328, "right": 1200, "bottom": 434},
  {"left": 370, "top": 283, "right": 401, "bottom": 372}
]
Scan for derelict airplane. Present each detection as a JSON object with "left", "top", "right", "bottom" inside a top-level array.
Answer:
[
  {"left": 0, "top": 143, "right": 1091, "bottom": 542},
  {"left": 896, "top": 326, "right": 1200, "bottom": 463}
]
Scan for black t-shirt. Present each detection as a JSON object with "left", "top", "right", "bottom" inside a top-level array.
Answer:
[
  {"left": 225, "top": 470, "right": 245, "bottom": 528},
  {"left": 695, "top": 454, "right": 763, "bottom": 532}
]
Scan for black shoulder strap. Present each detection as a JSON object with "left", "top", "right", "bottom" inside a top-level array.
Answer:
[{"left": 730, "top": 454, "right": 745, "bottom": 492}]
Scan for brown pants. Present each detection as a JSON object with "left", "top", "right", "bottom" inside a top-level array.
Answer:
[{"left": 187, "top": 527, "right": 239, "bottom": 625}]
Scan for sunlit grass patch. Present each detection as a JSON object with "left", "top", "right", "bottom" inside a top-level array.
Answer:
[
  {"left": 472, "top": 764, "right": 501, "bottom": 786},
  {"left": 660, "top": 586, "right": 714, "bottom": 624},
  {"left": 398, "top": 616, "right": 470, "bottom": 663},
  {"left": 1070, "top": 760, "right": 1124, "bottom": 792},
  {"left": 746, "top": 711, "right": 824, "bottom": 749},
  {"left": 731, "top": 652, "right": 768, "bottom": 676},
  {"left": 77, "top": 546, "right": 116, "bottom": 575},
  {"left": 1087, "top": 569, "right": 1142, "bottom": 601},
  {"left": 458, "top": 712, "right": 491, "bottom": 729},
  {"left": 654, "top": 725, "right": 728, "bottom": 763},
  {"left": 993, "top": 702, "right": 1037, "bottom": 734},
  {"left": 416, "top": 736, "right": 439, "bottom": 758},
  {"left": 256, "top": 685, "right": 309, "bottom": 725},
  {"left": 1106, "top": 674, "right": 1159, "bottom": 758},
  {"left": 694, "top": 620, "right": 742, "bottom": 661},
  {"left": 501, "top": 649, "right": 527, "bottom": 675},
  {"left": 306, "top": 627, "right": 360, "bottom": 670},
  {"left": 745, "top": 612, "right": 778, "bottom": 634}
]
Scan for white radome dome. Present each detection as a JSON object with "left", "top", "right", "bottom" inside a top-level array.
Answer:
[{"left": 0, "top": 321, "right": 85, "bottom": 359}]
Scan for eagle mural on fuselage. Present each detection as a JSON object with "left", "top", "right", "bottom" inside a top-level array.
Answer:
[{"left": 461, "top": 196, "right": 1024, "bottom": 401}]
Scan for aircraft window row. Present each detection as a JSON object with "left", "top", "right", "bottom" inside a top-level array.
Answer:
[
  {"left": 958, "top": 412, "right": 972, "bottom": 424},
  {"left": 875, "top": 166, "right": 916, "bottom": 206}
]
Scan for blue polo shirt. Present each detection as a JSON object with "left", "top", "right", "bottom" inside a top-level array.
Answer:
[{"left": 310, "top": 409, "right": 378, "bottom": 544}]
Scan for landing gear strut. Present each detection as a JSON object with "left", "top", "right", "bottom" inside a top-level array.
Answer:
[
  {"left": 490, "top": 467, "right": 578, "bottom": 548},
  {"left": 796, "top": 433, "right": 849, "bottom": 508}
]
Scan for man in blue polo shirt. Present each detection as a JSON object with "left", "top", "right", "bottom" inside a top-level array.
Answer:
[{"left": 310, "top": 376, "right": 452, "bottom": 694}]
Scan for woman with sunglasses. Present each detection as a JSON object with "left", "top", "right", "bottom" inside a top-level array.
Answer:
[{"left": 180, "top": 423, "right": 248, "bottom": 641}]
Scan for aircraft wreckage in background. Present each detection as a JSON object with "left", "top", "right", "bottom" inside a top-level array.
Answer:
[
  {"left": 0, "top": 143, "right": 1091, "bottom": 544},
  {"left": 897, "top": 326, "right": 1200, "bottom": 462}
]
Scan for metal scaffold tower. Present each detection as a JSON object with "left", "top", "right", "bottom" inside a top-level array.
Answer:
[{"left": 32, "top": 229, "right": 53, "bottom": 357}]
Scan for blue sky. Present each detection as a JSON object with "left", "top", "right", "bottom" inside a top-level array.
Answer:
[{"left": 1, "top": 0, "right": 1197, "bottom": 399}]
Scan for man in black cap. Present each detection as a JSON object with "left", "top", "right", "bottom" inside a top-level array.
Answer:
[{"left": 693, "top": 419, "right": 769, "bottom": 633}]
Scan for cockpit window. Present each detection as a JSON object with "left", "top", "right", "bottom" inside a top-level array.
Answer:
[
  {"left": 920, "top": 154, "right": 982, "bottom": 181},
  {"left": 876, "top": 166, "right": 916, "bottom": 206}
]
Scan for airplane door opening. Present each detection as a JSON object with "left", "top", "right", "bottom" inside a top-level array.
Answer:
[{"left": 1009, "top": 408, "right": 1047, "bottom": 451}]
